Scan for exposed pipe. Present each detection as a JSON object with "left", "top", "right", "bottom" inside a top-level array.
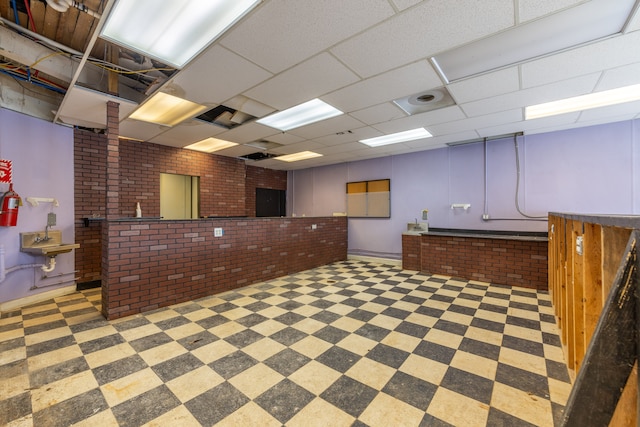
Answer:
[
  {"left": 0, "top": 16, "right": 84, "bottom": 57},
  {"left": 0, "top": 244, "right": 54, "bottom": 284},
  {"left": 23, "top": 0, "right": 37, "bottom": 32},
  {"left": 10, "top": 0, "right": 19, "bottom": 25},
  {"left": 41, "top": 257, "right": 56, "bottom": 273},
  {"left": 46, "top": 0, "right": 102, "bottom": 19}
]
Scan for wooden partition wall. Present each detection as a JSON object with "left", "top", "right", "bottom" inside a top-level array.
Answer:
[{"left": 548, "top": 213, "right": 640, "bottom": 426}]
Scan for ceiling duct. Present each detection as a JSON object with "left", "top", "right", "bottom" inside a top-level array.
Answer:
[{"left": 393, "top": 87, "right": 455, "bottom": 115}]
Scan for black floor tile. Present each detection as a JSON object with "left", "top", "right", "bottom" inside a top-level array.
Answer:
[
  {"left": 186, "top": 382, "right": 250, "bottom": 425},
  {"left": 224, "top": 329, "right": 264, "bottom": 348},
  {"left": 313, "top": 325, "right": 350, "bottom": 344},
  {"left": 129, "top": 332, "right": 173, "bottom": 352},
  {"left": 496, "top": 363, "right": 550, "bottom": 399},
  {"left": 433, "top": 319, "right": 468, "bottom": 336},
  {"left": 366, "top": 343, "right": 410, "bottom": 369},
  {"left": 354, "top": 324, "right": 391, "bottom": 341},
  {"left": 316, "top": 346, "right": 360, "bottom": 373},
  {"left": 264, "top": 348, "right": 311, "bottom": 376},
  {"left": 459, "top": 337, "right": 501, "bottom": 361},
  {"left": 320, "top": 376, "right": 378, "bottom": 418},
  {"left": 255, "top": 379, "right": 315, "bottom": 423},
  {"left": 0, "top": 392, "right": 31, "bottom": 425},
  {"left": 29, "top": 356, "right": 90, "bottom": 387},
  {"left": 209, "top": 351, "right": 258, "bottom": 379},
  {"left": 32, "top": 388, "right": 108, "bottom": 427},
  {"left": 151, "top": 353, "right": 204, "bottom": 382},
  {"left": 394, "top": 321, "right": 429, "bottom": 339},
  {"left": 269, "top": 326, "right": 308, "bottom": 346},
  {"left": 177, "top": 330, "right": 219, "bottom": 350},
  {"left": 79, "top": 334, "right": 125, "bottom": 354},
  {"left": 502, "top": 335, "right": 545, "bottom": 358},
  {"left": 382, "top": 371, "right": 437, "bottom": 410},
  {"left": 112, "top": 385, "right": 180, "bottom": 427},
  {"left": 93, "top": 355, "right": 148, "bottom": 385},
  {"left": 413, "top": 341, "right": 456, "bottom": 365},
  {"left": 440, "top": 367, "right": 494, "bottom": 405},
  {"left": 487, "top": 407, "right": 538, "bottom": 427}
]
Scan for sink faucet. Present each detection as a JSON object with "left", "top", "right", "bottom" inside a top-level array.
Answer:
[{"left": 34, "top": 226, "right": 52, "bottom": 243}]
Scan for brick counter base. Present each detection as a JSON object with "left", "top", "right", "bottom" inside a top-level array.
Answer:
[
  {"left": 402, "top": 234, "right": 548, "bottom": 290},
  {"left": 101, "top": 217, "right": 347, "bottom": 319}
]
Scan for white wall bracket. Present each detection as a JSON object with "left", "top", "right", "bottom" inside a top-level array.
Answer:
[
  {"left": 26, "top": 197, "right": 59, "bottom": 207},
  {"left": 451, "top": 203, "right": 471, "bottom": 210}
]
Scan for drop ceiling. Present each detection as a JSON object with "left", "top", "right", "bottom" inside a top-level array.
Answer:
[{"left": 1, "top": 0, "right": 639, "bottom": 171}]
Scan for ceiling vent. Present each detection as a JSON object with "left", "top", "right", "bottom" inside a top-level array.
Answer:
[
  {"left": 393, "top": 87, "right": 455, "bottom": 115},
  {"left": 239, "top": 152, "right": 280, "bottom": 161},
  {"left": 195, "top": 105, "right": 256, "bottom": 129}
]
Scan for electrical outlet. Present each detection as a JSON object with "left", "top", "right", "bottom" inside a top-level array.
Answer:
[
  {"left": 311, "top": 224, "right": 317, "bottom": 230},
  {"left": 482, "top": 214, "right": 490, "bottom": 220},
  {"left": 214, "top": 228, "right": 223, "bottom": 237}
]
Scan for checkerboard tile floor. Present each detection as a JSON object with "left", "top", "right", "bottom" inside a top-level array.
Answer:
[{"left": 1, "top": 260, "right": 571, "bottom": 426}]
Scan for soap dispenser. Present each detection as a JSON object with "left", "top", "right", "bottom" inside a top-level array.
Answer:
[{"left": 135, "top": 202, "right": 142, "bottom": 218}]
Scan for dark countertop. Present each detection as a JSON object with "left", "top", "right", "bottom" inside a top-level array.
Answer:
[{"left": 419, "top": 228, "right": 548, "bottom": 242}]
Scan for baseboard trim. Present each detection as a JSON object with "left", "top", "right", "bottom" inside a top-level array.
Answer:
[
  {"left": 347, "top": 254, "right": 402, "bottom": 267},
  {"left": 0, "top": 284, "right": 77, "bottom": 313}
]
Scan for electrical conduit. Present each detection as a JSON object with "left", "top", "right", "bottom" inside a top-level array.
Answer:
[{"left": 0, "top": 244, "right": 55, "bottom": 284}]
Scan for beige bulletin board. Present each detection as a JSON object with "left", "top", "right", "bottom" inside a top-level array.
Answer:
[{"left": 346, "top": 179, "right": 390, "bottom": 218}]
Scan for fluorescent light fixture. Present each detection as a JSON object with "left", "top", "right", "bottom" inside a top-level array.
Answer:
[
  {"left": 359, "top": 128, "right": 433, "bottom": 147},
  {"left": 100, "top": 0, "right": 261, "bottom": 68},
  {"left": 525, "top": 84, "right": 640, "bottom": 120},
  {"left": 129, "top": 92, "right": 209, "bottom": 126},
  {"left": 275, "top": 151, "right": 323, "bottom": 162},
  {"left": 431, "top": 0, "right": 635, "bottom": 82},
  {"left": 256, "top": 99, "right": 343, "bottom": 131},
  {"left": 184, "top": 137, "right": 238, "bottom": 153}
]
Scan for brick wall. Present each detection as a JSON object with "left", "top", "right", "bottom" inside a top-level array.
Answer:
[
  {"left": 74, "top": 130, "right": 107, "bottom": 284},
  {"left": 101, "top": 216, "right": 347, "bottom": 319},
  {"left": 245, "top": 165, "right": 287, "bottom": 217},
  {"left": 74, "top": 128, "right": 290, "bottom": 285},
  {"left": 402, "top": 234, "right": 548, "bottom": 290}
]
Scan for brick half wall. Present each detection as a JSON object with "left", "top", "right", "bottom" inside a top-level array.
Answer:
[
  {"left": 402, "top": 234, "right": 548, "bottom": 290},
  {"left": 101, "top": 216, "right": 347, "bottom": 319}
]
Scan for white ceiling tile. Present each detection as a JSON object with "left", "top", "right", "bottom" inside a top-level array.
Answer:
[
  {"left": 323, "top": 61, "right": 442, "bottom": 113},
  {"left": 313, "top": 127, "right": 378, "bottom": 146},
  {"left": 147, "top": 121, "right": 226, "bottom": 147},
  {"left": 272, "top": 140, "right": 325, "bottom": 154},
  {"left": 430, "top": 109, "right": 523, "bottom": 135},
  {"left": 286, "top": 114, "right": 366, "bottom": 140},
  {"left": 264, "top": 132, "right": 304, "bottom": 146},
  {"left": 57, "top": 86, "right": 137, "bottom": 128},
  {"left": 216, "top": 122, "right": 280, "bottom": 144},
  {"left": 478, "top": 112, "right": 581, "bottom": 137},
  {"left": 213, "top": 145, "right": 261, "bottom": 157},
  {"left": 390, "top": 0, "right": 423, "bottom": 11},
  {"left": 330, "top": 0, "right": 515, "bottom": 78},
  {"left": 517, "top": 0, "right": 585, "bottom": 23},
  {"left": 578, "top": 100, "right": 640, "bottom": 122},
  {"left": 372, "top": 105, "right": 466, "bottom": 134},
  {"left": 349, "top": 103, "right": 406, "bottom": 125},
  {"left": 220, "top": 0, "right": 395, "bottom": 74},
  {"left": 244, "top": 53, "right": 360, "bottom": 110},
  {"left": 521, "top": 31, "right": 640, "bottom": 88},
  {"left": 119, "top": 119, "right": 169, "bottom": 142},
  {"left": 448, "top": 67, "right": 520, "bottom": 103},
  {"left": 171, "top": 45, "right": 272, "bottom": 105},
  {"left": 626, "top": 6, "right": 640, "bottom": 32},
  {"left": 404, "top": 130, "right": 480, "bottom": 148},
  {"left": 460, "top": 73, "right": 600, "bottom": 117},
  {"left": 523, "top": 113, "right": 633, "bottom": 135},
  {"left": 596, "top": 62, "right": 640, "bottom": 90},
  {"left": 314, "top": 142, "right": 365, "bottom": 155}
]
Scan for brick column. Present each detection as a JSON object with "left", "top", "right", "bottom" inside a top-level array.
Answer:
[{"left": 102, "top": 101, "right": 119, "bottom": 318}]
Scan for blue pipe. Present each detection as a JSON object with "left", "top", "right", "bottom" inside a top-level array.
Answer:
[
  {"left": 0, "top": 69, "right": 67, "bottom": 94},
  {"left": 10, "top": 0, "right": 19, "bottom": 25}
]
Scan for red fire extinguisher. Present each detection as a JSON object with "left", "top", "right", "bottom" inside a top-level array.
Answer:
[{"left": 0, "top": 184, "right": 21, "bottom": 227}]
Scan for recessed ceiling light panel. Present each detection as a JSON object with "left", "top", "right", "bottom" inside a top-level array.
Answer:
[
  {"left": 360, "top": 128, "right": 433, "bottom": 147},
  {"left": 275, "top": 151, "right": 323, "bottom": 162},
  {"left": 525, "top": 83, "right": 640, "bottom": 120},
  {"left": 432, "top": 0, "right": 636, "bottom": 82},
  {"left": 256, "top": 99, "right": 343, "bottom": 131},
  {"left": 129, "top": 92, "right": 209, "bottom": 126},
  {"left": 100, "top": 0, "right": 261, "bottom": 69},
  {"left": 184, "top": 137, "right": 238, "bottom": 153}
]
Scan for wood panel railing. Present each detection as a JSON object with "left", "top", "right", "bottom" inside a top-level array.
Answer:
[{"left": 548, "top": 213, "right": 640, "bottom": 426}]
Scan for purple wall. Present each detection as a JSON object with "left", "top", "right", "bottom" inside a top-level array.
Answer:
[
  {"left": 0, "top": 109, "right": 75, "bottom": 305},
  {"left": 288, "top": 119, "right": 640, "bottom": 258}
]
